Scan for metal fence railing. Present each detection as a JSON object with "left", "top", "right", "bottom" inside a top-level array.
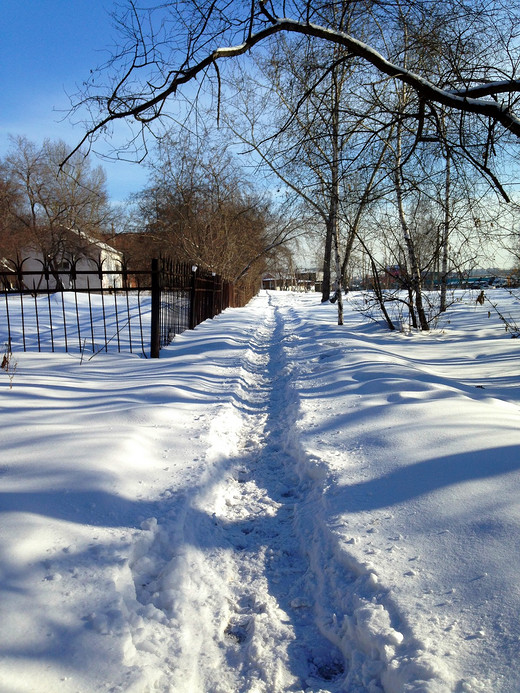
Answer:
[{"left": 0, "top": 258, "right": 256, "bottom": 358}]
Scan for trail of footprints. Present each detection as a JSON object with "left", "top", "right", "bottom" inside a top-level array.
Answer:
[
  {"left": 213, "top": 306, "right": 346, "bottom": 690},
  {"left": 124, "top": 302, "right": 347, "bottom": 691}
]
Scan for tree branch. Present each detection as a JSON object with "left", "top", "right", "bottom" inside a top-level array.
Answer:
[{"left": 68, "top": 10, "right": 520, "bottom": 164}]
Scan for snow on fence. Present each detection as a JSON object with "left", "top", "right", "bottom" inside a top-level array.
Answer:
[{"left": 0, "top": 259, "right": 251, "bottom": 358}]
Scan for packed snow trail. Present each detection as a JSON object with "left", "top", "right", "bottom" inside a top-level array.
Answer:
[
  {"left": 121, "top": 295, "right": 349, "bottom": 691},
  {"left": 118, "top": 293, "right": 449, "bottom": 692}
]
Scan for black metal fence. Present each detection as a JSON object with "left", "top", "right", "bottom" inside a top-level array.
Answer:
[{"left": 0, "top": 258, "right": 255, "bottom": 358}]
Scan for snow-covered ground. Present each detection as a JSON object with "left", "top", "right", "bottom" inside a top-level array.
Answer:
[{"left": 1, "top": 289, "right": 520, "bottom": 693}]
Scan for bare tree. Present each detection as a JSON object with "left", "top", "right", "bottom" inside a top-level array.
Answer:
[
  {"left": 130, "top": 135, "right": 302, "bottom": 286},
  {"left": 1, "top": 137, "right": 112, "bottom": 277},
  {"left": 0, "top": 165, "right": 26, "bottom": 261},
  {"left": 64, "top": 0, "right": 520, "bottom": 331},
  {"left": 221, "top": 15, "right": 393, "bottom": 322},
  {"left": 69, "top": 0, "right": 520, "bottom": 167}
]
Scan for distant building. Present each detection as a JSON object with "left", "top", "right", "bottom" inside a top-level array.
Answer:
[
  {"left": 295, "top": 269, "right": 323, "bottom": 292},
  {"left": 1, "top": 229, "right": 124, "bottom": 290},
  {"left": 262, "top": 273, "right": 279, "bottom": 290},
  {"left": 262, "top": 268, "right": 323, "bottom": 292}
]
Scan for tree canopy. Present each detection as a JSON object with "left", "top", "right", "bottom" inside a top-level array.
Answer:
[
  {"left": 69, "top": 0, "right": 520, "bottom": 163},
  {"left": 0, "top": 137, "right": 111, "bottom": 269}
]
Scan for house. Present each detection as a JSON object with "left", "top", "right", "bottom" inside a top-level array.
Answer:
[
  {"left": 295, "top": 268, "right": 323, "bottom": 292},
  {"left": 262, "top": 268, "right": 323, "bottom": 292},
  {"left": 2, "top": 229, "right": 124, "bottom": 291}
]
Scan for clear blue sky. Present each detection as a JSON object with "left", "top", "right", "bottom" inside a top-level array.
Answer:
[{"left": 0, "top": 0, "right": 148, "bottom": 202}]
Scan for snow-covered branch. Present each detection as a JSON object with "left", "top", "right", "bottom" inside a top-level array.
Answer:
[{"left": 68, "top": 4, "right": 520, "bottom": 163}]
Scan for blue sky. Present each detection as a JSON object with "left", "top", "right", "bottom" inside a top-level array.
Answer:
[{"left": 0, "top": 0, "right": 148, "bottom": 201}]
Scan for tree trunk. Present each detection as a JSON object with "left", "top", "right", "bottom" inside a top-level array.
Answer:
[
  {"left": 440, "top": 145, "right": 451, "bottom": 312},
  {"left": 321, "top": 221, "right": 333, "bottom": 302},
  {"left": 407, "top": 285, "right": 418, "bottom": 328},
  {"left": 370, "top": 254, "right": 395, "bottom": 330},
  {"left": 332, "top": 211, "right": 344, "bottom": 325},
  {"left": 330, "top": 60, "right": 343, "bottom": 325},
  {"left": 395, "top": 128, "right": 429, "bottom": 331}
]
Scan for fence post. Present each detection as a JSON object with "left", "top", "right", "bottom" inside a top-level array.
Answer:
[
  {"left": 211, "top": 273, "right": 217, "bottom": 317},
  {"left": 189, "top": 265, "right": 198, "bottom": 330},
  {"left": 150, "top": 258, "right": 161, "bottom": 358}
]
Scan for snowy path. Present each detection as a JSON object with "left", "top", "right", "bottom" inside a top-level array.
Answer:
[
  {"left": 117, "top": 294, "right": 437, "bottom": 692},
  {"left": 121, "top": 296, "right": 349, "bottom": 691},
  {"left": 2, "top": 290, "right": 520, "bottom": 692}
]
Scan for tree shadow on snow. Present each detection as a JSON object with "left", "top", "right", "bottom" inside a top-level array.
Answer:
[{"left": 336, "top": 445, "right": 520, "bottom": 513}]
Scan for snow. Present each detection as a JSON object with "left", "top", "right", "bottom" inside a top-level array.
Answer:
[{"left": 1, "top": 288, "right": 520, "bottom": 692}]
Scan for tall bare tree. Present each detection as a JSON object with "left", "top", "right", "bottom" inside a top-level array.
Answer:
[
  {"left": 64, "top": 0, "right": 520, "bottom": 331},
  {"left": 130, "top": 135, "right": 301, "bottom": 285},
  {"left": 1, "top": 137, "right": 111, "bottom": 275},
  {"left": 69, "top": 0, "right": 520, "bottom": 164}
]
